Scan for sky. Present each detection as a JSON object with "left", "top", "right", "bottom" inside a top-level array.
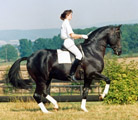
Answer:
[{"left": 0, "top": 0, "right": 138, "bottom": 30}]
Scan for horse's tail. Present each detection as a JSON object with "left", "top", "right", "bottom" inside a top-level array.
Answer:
[{"left": 8, "top": 57, "right": 33, "bottom": 89}]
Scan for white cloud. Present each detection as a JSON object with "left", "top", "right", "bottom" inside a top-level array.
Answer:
[
  {"left": 9, "top": 40, "right": 19, "bottom": 45},
  {"left": 0, "top": 40, "right": 7, "bottom": 46},
  {"left": 0, "top": 40, "right": 19, "bottom": 46}
]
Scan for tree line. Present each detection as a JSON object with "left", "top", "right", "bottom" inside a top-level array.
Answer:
[{"left": 0, "top": 24, "right": 138, "bottom": 61}]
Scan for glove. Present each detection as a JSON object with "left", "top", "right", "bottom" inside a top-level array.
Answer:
[{"left": 81, "top": 35, "right": 88, "bottom": 39}]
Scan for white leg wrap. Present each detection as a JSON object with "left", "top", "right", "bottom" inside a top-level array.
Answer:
[
  {"left": 38, "top": 102, "right": 49, "bottom": 113},
  {"left": 103, "top": 84, "right": 110, "bottom": 94},
  {"left": 101, "top": 84, "right": 110, "bottom": 99},
  {"left": 46, "top": 95, "right": 58, "bottom": 109},
  {"left": 81, "top": 99, "right": 88, "bottom": 112}
]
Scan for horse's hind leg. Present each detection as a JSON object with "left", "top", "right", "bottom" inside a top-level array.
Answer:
[
  {"left": 45, "top": 95, "right": 58, "bottom": 110},
  {"left": 34, "top": 77, "right": 58, "bottom": 113},
  {"left": 33, "top": 83, "right": 49, "bottom": 113},
  {"left": 43, "top": 78, "right": 59, "bottom": 110}
]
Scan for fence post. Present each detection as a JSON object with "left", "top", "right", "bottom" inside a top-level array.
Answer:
[
  {"left": 80, "top": 85, "right": 83, "bottom": 95},
  {"left": 59, "top": 87, "right": 61, "bottom": 96},
  {"left": 71, "top": 87, "right": 73, "bottom": 96},
  {"left": 98, "top": 85, "right": 100, "bottom": 95}
]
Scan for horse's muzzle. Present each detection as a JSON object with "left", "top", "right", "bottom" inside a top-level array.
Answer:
[{"left": 114, "top": 48, "right": 122, "bottom": 56}]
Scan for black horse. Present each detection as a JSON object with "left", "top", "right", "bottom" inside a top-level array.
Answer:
[{"left": 8, "top": 25, "right": 122, "bottom": 113}]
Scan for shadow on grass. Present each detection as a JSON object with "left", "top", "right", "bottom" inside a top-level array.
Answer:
[
  {"left": 60, "top": 106, "right": 82, "bottom": 111},
  {"left": 11, "top": 108, "right": 40, "bottom": 112},
  {"left": 11, "top": 107, "right": 56, "bottom": 112}
]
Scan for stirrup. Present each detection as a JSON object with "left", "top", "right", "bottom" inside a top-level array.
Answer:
[{"left": 68, "top": 75, "right": 79, "bottom": 83}]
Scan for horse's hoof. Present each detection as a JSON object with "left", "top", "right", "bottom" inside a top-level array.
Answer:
[
  {"left": 81, "top": 108, "right": 88, "bottom": 112},
  {"left": 43, "top": 111, "right": 53, "bottom": 114},
  {"left": 99, "top": 95, "right": 103, "bottom": 101},
  {"left": 81, "top": 107, "right": 88, "bottom": 112},
  {"left": 54, "top": 108, "right": 59, "bottom": 112},
  {"left": 48, "top": 111, "right": 53, "bottom": 113}
]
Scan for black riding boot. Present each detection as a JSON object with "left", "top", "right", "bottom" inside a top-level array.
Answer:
[{"left": 68, "top": 59, "right": 80, "bottom": 83}]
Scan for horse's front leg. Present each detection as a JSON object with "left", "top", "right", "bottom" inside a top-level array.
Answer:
[
  {"left": 81, "top": 87, "right": 89, "bottom": 112},
  {"left": 81, "top": 79, "right": 92, "bottom": 112},
  {"left": 94, "top": 72, "right": 111, "bottom": 99}
]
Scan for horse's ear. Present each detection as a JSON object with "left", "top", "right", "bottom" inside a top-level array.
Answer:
[
  {"left": 117, "top": 24, "right": 122, "bottom": 29},
  {"left": 116, "top": 24, "right": 122, "bottom": 31}
]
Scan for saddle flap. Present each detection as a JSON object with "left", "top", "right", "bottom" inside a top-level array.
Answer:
[
  {"left": 57, "top": 49, "right": 72, "bottom": 64},
  {"left": 57, "top": 45, "right": 84, "bottom": 64}
]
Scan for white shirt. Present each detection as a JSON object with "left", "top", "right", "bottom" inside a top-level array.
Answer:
[{"left": 60, "top": 19, "right": 74, "bottom": 39}]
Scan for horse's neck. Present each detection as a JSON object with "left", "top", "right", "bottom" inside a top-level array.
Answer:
[{"left": 82, "top": 38, "right": 107, "bottom": 58}]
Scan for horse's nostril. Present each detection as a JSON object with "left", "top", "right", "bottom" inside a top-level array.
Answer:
[{"left": 118, "top": 50, "right": 122, "bottom": 55}]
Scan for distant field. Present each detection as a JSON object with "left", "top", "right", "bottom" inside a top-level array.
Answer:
[
  {"left": 0, "top": 56, "right": 138, "bottom": 67},
  {"left": 0, "top": 60, "right": 26, "bottom": 66},
  {"left": 0, "top": 101, "right": 138, "bottom": 120},
  {"left": 118, "top": 56, "right": 138, "bottom": 64}
]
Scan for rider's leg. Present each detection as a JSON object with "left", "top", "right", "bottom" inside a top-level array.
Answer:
[
  {"left": 69, "top": 58, "right": 81, "bottom": 82},
  {"left": 63, "top": 38, "right": 82, "bottom": 82},
  {"left": 68, "top": 45, "right": 83, "bottom": 60},
  {"left": 68, "top": 45, "right": 82, "bottom": 81}
]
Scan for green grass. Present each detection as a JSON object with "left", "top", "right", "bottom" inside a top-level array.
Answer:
[
  {"left": 119, "top": 53, "right": 138, "bottom": 58},
  {"left": 0, "top": 101, "right": 138, "bottom": 120}
]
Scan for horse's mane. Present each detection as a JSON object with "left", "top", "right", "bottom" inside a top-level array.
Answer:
[{"left": 83, "top": 25, "right": 112, "bottom": 45}]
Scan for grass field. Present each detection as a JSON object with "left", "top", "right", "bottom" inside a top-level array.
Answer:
[{"left": 0, "top": 101, "right": 138, "bottom": 120}]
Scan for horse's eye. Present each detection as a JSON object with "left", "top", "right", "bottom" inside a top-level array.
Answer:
[{"left": 116, "top": 33, "right": 120, "bottom": 38}]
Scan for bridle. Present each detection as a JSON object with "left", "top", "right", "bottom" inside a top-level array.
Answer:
[{"left": 107, "top": 29, "right": 121, "bottom": 51}]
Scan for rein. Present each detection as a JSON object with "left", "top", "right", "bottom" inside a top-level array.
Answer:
[{"left": 106, "top": 45, "right": 111, "bottom": 48}]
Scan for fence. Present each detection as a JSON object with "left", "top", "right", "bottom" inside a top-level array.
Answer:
[
  {"left": 0, "top": 84, "right": 101, "bottom": 102},
  {"left": 0, "top": 65, "right": 101, "bottom": 102},
  {"left": 51, "top": 84, "right": 101, "bottom": 96}
]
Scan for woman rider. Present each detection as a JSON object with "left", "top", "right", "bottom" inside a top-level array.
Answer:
[{"left": 60, "top": 9, "right": 88, "bottom": 82}]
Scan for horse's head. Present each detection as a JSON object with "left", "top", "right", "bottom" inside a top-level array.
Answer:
[{"left": 107, "top": 25, "right": 122, "bottom": 56}]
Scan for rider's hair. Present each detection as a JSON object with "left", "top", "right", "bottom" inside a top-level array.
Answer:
[{"left": 60, "top": 9, "right": 73, "bottom": 20}]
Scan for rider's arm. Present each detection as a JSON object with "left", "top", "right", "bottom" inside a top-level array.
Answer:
[
  {"left": 65, "top": 20, "right": 88, "bottom": 40},
  {"left": 70, "top": 33, "right": 88, "bottom": 39},
  {"left": 70, "top": 33, "right": 82, "bottom": 39}
]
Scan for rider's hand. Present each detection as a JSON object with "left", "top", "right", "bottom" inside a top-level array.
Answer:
[{"left": 81, "top": 35, "right": 88, "bottom": 39}]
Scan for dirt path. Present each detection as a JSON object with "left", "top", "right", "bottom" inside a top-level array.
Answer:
[{"left": 118, "top": 57, "right": 138, "bottom": 64}]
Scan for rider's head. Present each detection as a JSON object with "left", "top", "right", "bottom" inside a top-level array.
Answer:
[{"left": 60, "top": 9, "right": 73, "bottom": 21}]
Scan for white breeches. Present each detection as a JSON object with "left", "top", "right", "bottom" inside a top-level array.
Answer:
[{"left": 63, "top": 38, "right": 82, "bottom": 60}]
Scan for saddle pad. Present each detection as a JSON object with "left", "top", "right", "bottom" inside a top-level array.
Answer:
[{"left": 57, "top": 49, "right": 71, "bottom": 64}]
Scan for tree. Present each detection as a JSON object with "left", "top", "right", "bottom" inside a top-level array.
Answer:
[
  {"left": 121, "top": 24, "right": 138, "bottom": 54},
  {"left": 33, "top": 38, "right": 47, "bottom": 52},
  {"left": 19, "top": 39, "right": 33, "bottom": 57},
  {"left": 0, "top": 44, "right": 18, "bottom": 62},
  {"left": 32, "top": 37, "right": 63, "bottom": 52}
]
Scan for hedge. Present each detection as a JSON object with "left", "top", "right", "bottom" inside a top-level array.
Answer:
[{"left": 102, "top": 56, "right": 138, "bottom": 104}]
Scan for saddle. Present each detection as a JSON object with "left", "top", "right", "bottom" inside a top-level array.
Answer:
[
  {"left": 57, "top": 45, "right": 84, "bottom": 80},
  {"left": 60, "top": 45, "right": 84, "bottom": 58}
]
